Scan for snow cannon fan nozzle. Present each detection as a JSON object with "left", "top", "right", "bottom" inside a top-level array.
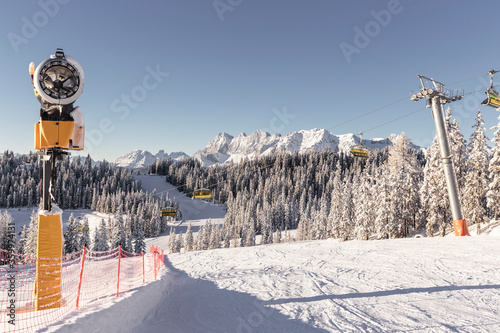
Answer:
[{"left": 33, "top": 48, "right": 85, "bottom": 106}]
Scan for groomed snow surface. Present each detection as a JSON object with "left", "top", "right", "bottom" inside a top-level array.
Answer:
[{"left": 46, "top": 236, "right": 500, "bottom": 332}]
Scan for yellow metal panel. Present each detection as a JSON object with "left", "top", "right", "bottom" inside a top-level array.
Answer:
[
  {"left": 38, "top": 120, "right": 75, "bottom": 149},
  {"left": 35, "top": 213, "right": 63, "bottom": 310},
  {"left": 58, "top": 121, "right": 73, "bottom": 149}
]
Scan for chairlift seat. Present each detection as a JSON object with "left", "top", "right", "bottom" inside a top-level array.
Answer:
[
  {"left": 350, "top": 147, "right": 369, "bottom": 158},
  {"left": 193, "top": 189, "right": 213, "bottom": 199},
  {"left": 161, "top": 208, "right": 177, "bottom": 217},
  {"left": 482, "top": 90, "right": 500, "bottom": 109}
]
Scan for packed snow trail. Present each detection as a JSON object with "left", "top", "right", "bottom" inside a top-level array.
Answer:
[
  {"left": 137, "top": 175, "right": 226, "bottom": 250},
  {"left": 48, "top": 234, "right": 500, "bottom": 332},
  {"left": 47, "top": 256, "right": 323, "bottom": 333},
  {"left": 137, "top": 175, "right": 225, "bottom": 221}
]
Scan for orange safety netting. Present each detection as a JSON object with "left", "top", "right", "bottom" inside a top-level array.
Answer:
[{"left": 0, "top": 245, "right": 165, "bottom": 332}]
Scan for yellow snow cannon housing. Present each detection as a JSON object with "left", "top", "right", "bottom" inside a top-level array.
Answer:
[{"left": 35, "top": 119, "right": 84, "bottom": 150}]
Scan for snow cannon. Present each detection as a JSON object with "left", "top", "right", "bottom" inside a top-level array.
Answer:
[
  {"left": 30, "top": 49, "right": 86, "bottom": 310},
  {"left": 33, "top": 48, "right": 85, "bottom": 150}
]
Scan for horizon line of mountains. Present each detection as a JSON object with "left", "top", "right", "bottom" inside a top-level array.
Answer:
[{"left": 114, "top": 128, "right": 421, "bottom": 170}]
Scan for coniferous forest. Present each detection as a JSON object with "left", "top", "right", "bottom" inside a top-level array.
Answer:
[
  {"left": 0, "top": 153, "right": 178, "bottom": 255},
  {"left": 1, "top": 108, "right": 500, "bottom": 255}
]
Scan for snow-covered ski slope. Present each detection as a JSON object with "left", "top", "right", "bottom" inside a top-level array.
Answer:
[
  {"left": 138, "top": 175, "right": 226, "bottom": 250},
  {"left": 48, "top": 231, "right": 500, "bottom": 333},
  {"left": 137, "top": 175, "right": 225, "bottom": 221}
]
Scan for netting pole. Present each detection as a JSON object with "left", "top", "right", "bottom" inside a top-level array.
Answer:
[
  {"left": 76, "top": 246, "right": 87, "bottom": 309},
  {"left": 153, "top": 247, "right": 157, "bottom": 280},
  {"left": 116, "top": 245, "right": 121, "bottom": 297},
  {"left": 142, "top": 251, "right": 145, "bottom": 284}
]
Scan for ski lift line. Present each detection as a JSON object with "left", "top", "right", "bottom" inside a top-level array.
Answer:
[
  {"left": 328, "top": 72, "right": 492, "bottom": 132},
  {"left": 462, "top": 84, "right": 500, "bottom": 97},
  {"left": 361, "top": 107, "right": 427, "bottom": 134},
  {"left": 327, "top": 96, "right": 409, "bottom": 131},
  {"left": 337, "top": 84, "right": 500, "bottom": 137},
  {"left": 445, "top": 73, "right": 490, "bottom": 87}
]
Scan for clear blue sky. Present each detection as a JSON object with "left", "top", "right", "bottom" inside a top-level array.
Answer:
[{"left": 1, "top": 0, "right": 499, "bottom": 161}]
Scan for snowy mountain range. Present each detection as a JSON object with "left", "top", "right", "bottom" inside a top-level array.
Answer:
[
  {"left": 114, "top": 129, "right": 421, "bottom": 169},
  {"left": 191, "top": 129, "right": 420, "bottom": 167},
  {"left": 114, "top": 150, "right": 188, "bottom": 170}
]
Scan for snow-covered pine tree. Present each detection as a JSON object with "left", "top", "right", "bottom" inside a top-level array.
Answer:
[
  {"left": 463, "top": 110, "right": 489, "bottom": 232},
  {"left": 245, "top": 222, "right": 256, "bottom": 247},
  {"left": 487, "top": 114, "right": 500, "bottom": 220},
  {"left": 176, "top": 230, "right": 184, "bottom": 252},
  {"left": 92, "top": 219, "right": 109, "bottom": 251},
  {"left": 185, "top": 223, "right": 194, "bottom": 252},
  {"left": 168, "top": 227, "right": 177, "bottom": 254},
  {"left": 338, "top": 182, "right": 354, "bottom": 241},
  {"left": 386, "top": 132, "right": 420, "bottom": 237},
  {"left": 353, "top": 174, "right": 373, "bottom": 240},
  {"left": 0, "top": 211, "right": 15, "bottom": 251},
  {"left": 446, "top": 108, "right": 468, "bottom": 190},
  {"left": 24, "top": 211, "right": 39, "bottom": 258},
  {"left": 374, "top": 166, "right": 392, "bottom": 239},
  {"left": 133, "top": 218, "right": 146, "bottom": 254},
  {"left": 420, "top": 137, "right": 450, "bottom": 236},
  {"left": 222, "top": 224, "right": 231, "bottom": 248},
  {"left": 17, "top": 225, "right": 28, "bottom": 254},
  {"left": 327, "top": 170, "right": 343, "bottom": 238},
  {"left": 79, "top": 217, "right": 91, "bottom": 249},
  {"left": 209, "top": 225, "right": 220, "bottom": 249},
  {"left": 273, "top": 227, "right": 281, "bottom": 244},
  {"left": 110, "top": 218, "right": 125, "bottom": 249},
  {"left": 64, "top": 213, "right": 79, "bottom": 254},
  {"left": 202, "top": 222, "right": 211, "bottom": 250}
]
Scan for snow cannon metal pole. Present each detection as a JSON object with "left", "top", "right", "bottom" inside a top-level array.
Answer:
[
  {"left": 31, "top": 49, "right": 85, "bottom": 310},
  {"left": 411, "top": 75, "right": 469, "bottom": 236}
]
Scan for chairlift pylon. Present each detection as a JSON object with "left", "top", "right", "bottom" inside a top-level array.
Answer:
[
  {"left": 481, "top": 70, "right": 500, "bottom": 109},
  {"left": 350, "top": 132, "right": 369, "bottom": 158}
]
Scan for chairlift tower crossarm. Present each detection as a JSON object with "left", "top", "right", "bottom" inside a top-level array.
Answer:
[{"left": 411, "top": 75, "right": 469, "bottom": 236}]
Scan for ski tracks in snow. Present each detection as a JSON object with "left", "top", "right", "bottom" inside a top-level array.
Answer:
[{"left": 170, "top": 237, "right": 500, "bottom": 332}]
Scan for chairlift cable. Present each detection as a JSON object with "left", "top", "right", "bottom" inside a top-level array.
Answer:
[
  {"left": 361, "top": 107, "right": 427, "bottom": 134},
  {"left": 446, "top": 73, "right": 490, "bottom": 86},
  {"left": 327, "top": 96, "right": 408, "bottom": 131}
]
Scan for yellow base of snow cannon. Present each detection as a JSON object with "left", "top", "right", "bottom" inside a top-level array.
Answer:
[{"left": 34, "top": 212, "right": 63, "bottom": 311}]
